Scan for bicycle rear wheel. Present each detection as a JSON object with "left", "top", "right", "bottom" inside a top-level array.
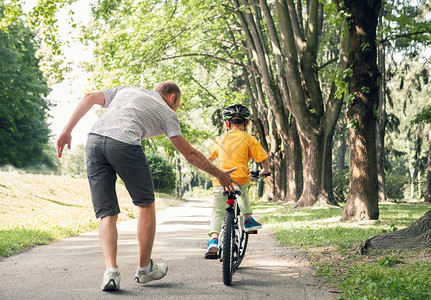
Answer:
[{"left": 222, "top": 209, "right": 235, "bottom": 286}]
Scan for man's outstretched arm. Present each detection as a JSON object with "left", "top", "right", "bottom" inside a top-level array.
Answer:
[
  {"left": 170, "top": 135, "right": 239, "bottom": 193},
  {"left": 56, "top": 91, "right": 105, "bottom": 158}
]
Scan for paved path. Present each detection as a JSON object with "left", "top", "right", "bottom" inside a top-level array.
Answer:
[{"left": 0, "top": 198, "right": 334, "bottom": 300}]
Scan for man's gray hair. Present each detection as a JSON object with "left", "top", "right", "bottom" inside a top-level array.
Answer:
[{"left": 154, "top": 81, "right": 181, "bottom": 99}]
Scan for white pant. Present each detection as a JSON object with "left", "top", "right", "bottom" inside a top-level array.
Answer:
[{"left": 209, "top": 184, "right": 251, "bottom": 235}]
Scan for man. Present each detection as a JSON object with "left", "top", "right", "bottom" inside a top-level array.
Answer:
[{"left": 56, "top": 82, "right": 239, "bottom": 291}]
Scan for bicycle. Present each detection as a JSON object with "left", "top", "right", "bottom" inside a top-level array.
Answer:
[{"left": 206, "top": 170, "right": 270, "bottom": 286}]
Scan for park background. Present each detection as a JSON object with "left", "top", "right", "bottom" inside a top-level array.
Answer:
[{"left": 1, "top": 0, "right": 431, "bottom": 298}]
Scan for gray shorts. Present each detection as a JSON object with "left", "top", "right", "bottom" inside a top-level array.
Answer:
[{"left": 85, "top": 134, "right": 155, "bottom": 218}]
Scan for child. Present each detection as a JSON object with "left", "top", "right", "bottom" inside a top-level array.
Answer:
[{"left": 205, "top": 104, "right": 270, "bottom": 257}]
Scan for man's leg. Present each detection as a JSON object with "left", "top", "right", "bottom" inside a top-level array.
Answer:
[
  {"left": 134, "top": 202, "right": 168, "bottom": 283},
  {"left": 99, "top": 214, "right": 119, "bottom": 270},
  {"left": 137, "top": 202, "right": 156, "bottom": 267}
]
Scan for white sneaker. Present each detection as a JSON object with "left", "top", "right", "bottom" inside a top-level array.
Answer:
[
  {"left": 134, "top": 260, "right": 168, "bottom": 284},
  {"left": 101, "top": 269, "right": 121, "bottom": 291}
]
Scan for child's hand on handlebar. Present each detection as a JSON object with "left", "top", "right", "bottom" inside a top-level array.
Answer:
[
  {"left": 259, "top": 168, "right": 270, "bottom": 177},
  {"left": 250, "top": 169, "right": 271, "bottom": 178}
]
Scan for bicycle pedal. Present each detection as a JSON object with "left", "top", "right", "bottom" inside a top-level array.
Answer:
[
  {"left": 205, "top": 252, "right": 219, "bottom": 259},
  {"left": 247, "top": 230, "right": 258, "bottom": 234}
]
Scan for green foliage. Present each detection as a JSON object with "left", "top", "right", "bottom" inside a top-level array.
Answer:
[
  {"left": 333, "top": 169, "right": 349, "bottom": 202},
  {"left": 0, "top": 0, "right": 22, "bottom": 32},
  {"left": 274, "top": 225, "right": 384, "bottom": 248},
  {"left": 332, "top": 261, "right": 431, "bottom": 299},
  {"left": 381, "top": 0, "right": 431, "bottom": 55},
  {"left": 378, "top": 255, "right": 402, "bottom": 267},
  {"left": 1, "top": 0, "right": 77, "bottom": 83},
  {"left": 83, "top": 0, "right": 251, "bottom": 192},
  {"left": 411, "top": 105, "right": 431, "bottom": 124},
  {"left": 0, "top": 7, "right": 54, "bottom": 168},
  {"left": 333, "top": 67, "right": 354, "bottom": 100},
  {"left": 361, "top": 42, "right": 371, "bottom": 52},
  {"left": 385, "top": 173, "right": 410, "bottom": 199},
  {"left": 84, "top": 0, "right": 251, "bottom": 110},
  {"left": 146, "top": 152, "right": 176, "bottom": 192},
  {"left": 0, "top": 224, "right": 97, "bottom": 257},
  {"left": 385, "top": 58, "right": 430, "bottom": 182}
]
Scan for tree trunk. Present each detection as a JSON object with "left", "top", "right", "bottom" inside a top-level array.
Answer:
[
  {"left": 377, "top": 39, "right": 388, "bottom": 202},
  {"left": 343, "top": 96, "right": 380, "bottom": 220},
  {"left": 285, "top": 118, "right": 303, "bottom": 203},
  {"left": 336, "top": 0, "right": 381, "bottom": 221},
  {"left": 426, "top": 126, "right": 431, "bottom": 203},
  {"left": 414, "top": 124, "right": 424, "bottom": 200},
  {"left": 361, "top": 209, "right": 431, "bottom": 252},
  {"left": 295, "top": 133, "right": 324, "bottom": 207},
  {"left": 274, "top": 151, "right": 286, "bottom": 201},
  {"left": 317, "top": 21, "right": 349, "bottom": 207},
  {"left": 285, "top": 118, "right": 302, "bottom": 202},
  {"left": 337, "top": 120, "right": 347, "bottom": 172},
  {"left": 318, "top": 124, "right": 340, "bottom": 206}
]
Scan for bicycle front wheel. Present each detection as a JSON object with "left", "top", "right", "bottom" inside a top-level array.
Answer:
[{"left": 222, "top": 209, "right": 235, "bottom": 286}]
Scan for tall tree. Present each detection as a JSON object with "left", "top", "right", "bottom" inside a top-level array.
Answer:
[
  {"left": 333, "top": 0, "right": 382, "bottom": 221},
  {"left": 229, "top": 0, "right": 351, "bottom": 206},
  {"left": 0, "top": 5, "right": 53, "bottom": 168}
]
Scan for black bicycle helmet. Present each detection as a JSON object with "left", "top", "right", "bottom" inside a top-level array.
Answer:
[{"left": 222, "top": 104, "right": 251, "bottom": 124}]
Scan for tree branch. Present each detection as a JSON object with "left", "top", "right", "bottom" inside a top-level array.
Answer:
[
  {"left": 378, "top": 30, "right": 431, "bottom": 44},
  {"left": 318, "top": 57, "right": 338, "bottom": 71},
  {"left": 286, "top": 0, "right": 304, "bottom": 50},
  {"left": 188, "top": 75, "right": 219, "bottom": 102},
  {"left": 154, "top": 53, "right": 256, "bottom": 73},
  {"left": 300, "top": 0, "right": 323, "bottom": 117}
]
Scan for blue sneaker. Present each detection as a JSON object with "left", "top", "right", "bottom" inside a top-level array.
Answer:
[
  {"left": 205, "top": 238, "right": 219, "bottom": 258},
  {"left": 244, "top": 217, "right": 262, "bottom": 232}
]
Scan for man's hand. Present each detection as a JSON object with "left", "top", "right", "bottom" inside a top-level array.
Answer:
[
  {"left": 170, "top": 135, "right": 240, "bottom": 192},
  {"left": 56, "top": 131, "right": 72, "bottom": 158},
  {"left": 217, "top": 167, "right": 241, "bottom": 193},
  {"left": 55, "top": 91, "right": 105, "bottom": 158}
]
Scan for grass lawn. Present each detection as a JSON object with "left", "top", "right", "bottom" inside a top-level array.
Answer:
[
  {"left": 0, "top": 171, "right": 178, "bottom": 257},
  {"left": 251, "top": 200, "right": 431, "bottom": 299}
]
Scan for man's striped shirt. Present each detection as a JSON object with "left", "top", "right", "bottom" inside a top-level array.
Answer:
[{"left": 89, "top": 86, "right": 182, "bottom": 145}]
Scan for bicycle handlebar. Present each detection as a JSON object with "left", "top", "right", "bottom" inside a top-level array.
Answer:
[
  {"left": 223, "top": 190, "right": 241, "bottom": 197},
  {"left": 250, "top": 170, "right": 271, "bottom": 178}
]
